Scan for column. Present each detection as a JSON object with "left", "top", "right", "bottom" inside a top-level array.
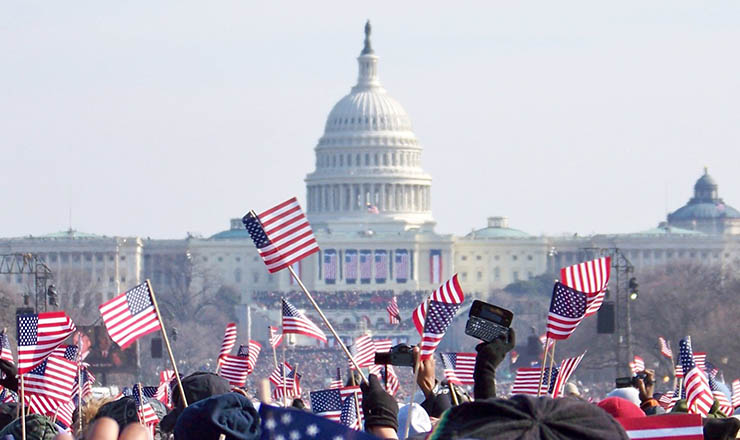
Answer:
[{"left": 380, "top": 183, "right": 386, "bottom": 211}]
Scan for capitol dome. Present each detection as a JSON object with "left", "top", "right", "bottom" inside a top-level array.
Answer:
[{"left": 305, "top": 21, "right": 434, "bottom": 233}]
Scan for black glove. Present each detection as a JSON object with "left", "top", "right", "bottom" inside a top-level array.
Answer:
[
  {"left": 0, "top": 360, "right": 18, "bottom": 393},
  {"left": 360, "top": 374, "right": 398, "bottom": 432},
  {"left": 473, "top": 328, "right": 516, "bottom": 400}
]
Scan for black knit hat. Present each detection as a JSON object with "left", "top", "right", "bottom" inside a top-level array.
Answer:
[
  {"left": 160, "top": 372, "right": 232, "bottom": 432},
  {"left": 174, "top": 393, "right": 261, "bottom": 440},
  {"left": 429, "top": 395, "right": 629, "bottom": 440}
]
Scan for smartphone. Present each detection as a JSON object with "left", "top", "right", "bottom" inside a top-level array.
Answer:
[{"left": 465, "top": 300, "right": 514, "bottom": 343}]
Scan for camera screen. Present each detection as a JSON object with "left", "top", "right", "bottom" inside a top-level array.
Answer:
[{"left": 478, "top": 306, "right": 506, "bottom": 324}]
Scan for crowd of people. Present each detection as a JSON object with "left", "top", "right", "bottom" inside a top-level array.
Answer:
[{"left": 251, "top": 289, "right": 431, "bottom": 310}]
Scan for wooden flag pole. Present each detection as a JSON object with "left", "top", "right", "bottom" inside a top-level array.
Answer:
[
  {"left": 449, "top": 382, "right": 459, "bottom": 406},
  {"left": 136, "top": 383, "right": 145, "bottom": 425},
  {"left": 537, "top": 336, "right": 551, "bottom": 397},
  {"left": 146, "top": 280, "right": 188, "bottom": 408},
  {"left": 287, "top": 265, "right": 367, "bottom": 382},
  {"left": 547, "top": 341, "right": 558, "bottom": 396},
  {"left": 77, "top": 331, "right": 83, "bottom": 434},
  {"left": 20, "top": 374, "right": 26, "bottom": 440},
  {"left": 281, "top": 343, "right": 288, "bottom": 408}
]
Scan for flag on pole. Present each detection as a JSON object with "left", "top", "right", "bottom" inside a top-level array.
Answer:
[
  {"left": 617, "top": 414, "right": 703, "bottom": 440},
  {"left": 419, "top": 297, "right": 463, "bottom": 361},
  {"left": 237, "top": 340, "right": 262, "bottom": 372},
  {"left": 1, "top": 331, "right": 13, "bottom": 364},
  {"left": 412, "top": 274, "right": 464, "bottom": 336},
  {"left": 269, "top": 362, "right": 302, "bottom": 399},
  {"left": 658, "top": 337, "right": 673, "bottom": 359},
  {"left": 155, "top": 370, "right": 174, "bottom": 408},
  {"left": 25, "top": 394, "right": 62, "bottom": 419},
  {"left": 218, "top": 323, "right": 237, "bottom": 364},
  {"left": 51, "top": 345, "right": 79, "bottom": 362},
  {"left": 679, "top": 337, "right": 713, "bottom": 416},
  {"left": 340, "top": 395, "right": 361, "bottom": 430},
  {"left": 242, "top": 197, "right": 319, "bottom": 273},
  {"left": 98, "top": 282, "right": 161, "bottom": 350},
  {"left": 16, "top": 311, "right": 76, "bottom": 374},
  {"left": 218, "top": 354, "right": 250, "bottom": 387},
  {"left": 133, "top": 384, "right": 159, "bottom": 426},
  {"left": 559, "top": 257, "right": 611, "bottom": 317},
  {"left": 693, "top": 352, "right": 706, "bottom": 371},
  {"left": 282, "top": 299, "right": 327, "bottom": 343},
  {"left": 551, "top": 352, "right": 586, "bottom": 398},
  {"left": 310, "top": 387, "right": 362, "bottom": 425},
  {"left": 369, "top": 364, "right": 400, "bottom": 396},
  {"left": 630, "top": 356, "right": 645, "bottom": 374},
  {"left": 731, "top": 379, "right": 740, "bottom": 410},
  {"left": 349, "top": 335, "right": 375, "bottom": 369},
  {"left": 329, "top": 368, "right": 342, "bottom": 389},
  {"left": 545, "top": 282, "right": 587, "bottom": 340},
  {"left": 23, "top": 355, "right": 77, "bottom": 402},
  {"left": 269, "top": 326, "right": 283, "bottom": 348},
  {"left": 511, "top": 367, "right": 558, "bottom": 396},
  {"left": 440, "top": 353, "right": 476, "bottom": 385},
  {"left": 712, "top": 390, "right": 733, "bottom": 417},
  {"left": 386, "top": 296, "right": 400, "bottom": 325}
]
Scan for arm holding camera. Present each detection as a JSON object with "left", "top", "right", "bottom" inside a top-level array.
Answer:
[
  {"left": 635, "top": 369, "right": 662, "bottom": 414},
  {"left": 474, "top": 328, "right": 516, "bottom": 400}
]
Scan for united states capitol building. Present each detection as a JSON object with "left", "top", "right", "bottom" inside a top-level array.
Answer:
[{"left": 3, "top": 24, "right": 740, "bottom": 342}]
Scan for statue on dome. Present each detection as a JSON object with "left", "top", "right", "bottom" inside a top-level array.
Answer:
[{"left": 362, "top": 20, "right": 373, "bottom": 54}]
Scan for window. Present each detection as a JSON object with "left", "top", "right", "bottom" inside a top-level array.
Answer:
[
  {"left": 218, "top": 257, "right": 223, "bottom": 262},
  {"left": 476, "top": 271, "right": 482, "bottom": 281},
  {"left": 527, "top": 255, "right": 533, "bottom": 261},
  {"left": 202, "top": 256, "right": 208, "bottom": 262},
  {"left": 494, "top": 267, "right": 500, "bottom": 280},
  {"left": 120, "top": 255, "right": 126, "bottom": 261},
  {"left": 109, "top": 276, "right": 114, "bottom": 283},
  {"left": 50, "top": 254, "right": 57, "bottom": 262},
  {"left": 513, "top": 271, "right": 519, "bottom": 281},
  {"left": 374, "top": 154, "right": 379, "bottom": 165},
  {"left": 73, "top": 254, "right": 80, "bottom": 262},
  {"left": 365, "top": 154, "right": 370, "bottom": 166},
  {"left": 109, "top": 255, "right": 114, "bottom": 261},
  {"left": 512, "top": 255, "right": 518, "bottom": 261},
  {"left": 461, "top": 255, "right": 467, "bottom": 261},
  {"left": 120, "top": 277, "right": 126, "bottom": 283},
  {"left": 476, "top": 255, "right": 482, "bottom": 261},
  {"left": 461, "top": 272, "right": 468, "bottom": 281},
  {"left": 85, "top": 253, "right": 92, "bottom": 262},
  {"left": 235, "top": 268, "right": 242, "bottom": 283},
  {"left": 340, "top": 155, "right": 344, "bottom": 166},
  {"left": 61, "top": 254, "right": 69, "bottom": 263},
  {"left": 96, "top": 254, "right": 103, "bottom": 262},
  {"left": 236, "top": 257, "right": 241, "bottom": 262},
  {"left": 252, "top": 273, "right": 259, "bottom": 283},
  {"left": 494, "top": 255, "right": 500, "bottom": 261}
]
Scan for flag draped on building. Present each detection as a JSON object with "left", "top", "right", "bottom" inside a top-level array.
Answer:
[
  {"left": 559, "top": 257, "right": 611, "bottom": 317},
  {"left": 679, "top": 337, "right": 713, "bottom": 417},
  {"left": 242, "top": 197, "right": 319, "bottom": 273},
  {"left": 386, "top": 296, "right": 400, "bottom": 325},
  {"left": 218, "top": 323, "right": 237, "bottom": 365},
  {"left": 440, "top": 352, "right": 476, "bottom": 385},
  {"left": 98, "top": 282, "right": 160, "bottom": 350},
  {"left": 412, "top": 273, "right": 464, "bottom": 336},
  {"left": 16, "top": 311, "right": 76, "bottom": 374},
  {"left": 269, "top": 326, "right": 283, "bottom": 348},
  {"left": 545, "top": 282, "right": 587, "bottom": 340},
  {"left": 282, "top": 299, "right": 327, "bottom": 343},
  {"left": 658, "top": 337, "right": 673, "bottom": 359}
]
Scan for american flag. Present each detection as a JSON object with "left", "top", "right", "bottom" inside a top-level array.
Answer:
[
  {"left": 713, "top": 390, "right": 733, "bottom": 417},
  {"left": 511, "top": 367, "right": 558, "bottom": 396},
  {"left": 0, "top": 387, "right": 17, "bottom": 404},
  {"left": 420, "top": 298, "right": 463, "bottom": 361},
  {"left": 374, "top": 339, "right": 392, "bottom": 354},
  {"left": 412, "top": 274, "right": 465, "bottom": 335},
  {"left": 674, "top": 363, "right": 684, "bottom": 378},
  {"left": 340, "top": 395, "right": 361, "bottom": 430},
  {"left": 270, "top": 362, "right": 302, "bottom": 399},
  {"left": 258, "top": 404, "right": 378, "bottom": 440},
  {"left": 359, "top": 251, "right": 372, "bottom": 281},
  {"left": 51, "top": 345, "right": 79, "bottom": 362},
  {"left": 282, "top": 299, "right": 327, "bottom": 343},
  {"left": 658, "top": 337, "right": 673, "bottom": 359},
  {"left": 539, "top": 333, "right": 555, "bottom": 351},
  {"left": 237, "top": 340, "right": 262, "bottom": 371},
  {"left": 219, "top": 354, "right": 251, "bottom": 387},
  {"left": 26, "top": 394, "right": 63, "bottom": 419},
  {"left": 349, "top": 335, "right": 375, "bottom": 368},
  {"left": 218, "top": 322, "right": 237, "bottom": 364},
  {"left": 386, "top": 296, "right": 400, "bottom": 325},
  {"left": 374, "top": 251, "right": 388, "bottom": 281},
  {"left": 440, "top": 352, "right": 476, "bottom": 385},
  {"left": 630, "top": 356, "right": 645, "bottom": 374},
  {"left": 679, "top": 337, "right": 713, "bottom": 416},
  {"left": 16, "top": 311, "right": 76, "bottom": 374},
  {"left": 546, "top": 282, "right": 587, "bottom": 340},
  {"left": 560, "top": 257, "right": 611, "bottom": 317},
  {"left": 155, "top": 369, "right": 174, "bottom": 408},
  {"left": 732, "top": 379, "right": 740, "bottom": 410},
  {"left": 658, "top": 391, "right": 674, "bottom": 409},
  {"left": 324, "top": 251, "right": 338, "bottom": 282},
  {"left": 369, "top": 364, "right": 400, "bottom": 396},
  {"left": 269, "top": 325, "right": 283, "bottom": 348},
  {"left": 345, "top": 251, "right": 358, "bottom": 282},
  {"left": 551, "top": 352, "right": 586, "bottom": 398},
  {"left": 693, "top": 352, "right": 706, "bottom": 371},
  {"left": 665, "top": 379, "right": 682, "bottom": 412},
  {"left": 617, "top": 414, "right": 703, "bottom": 440},
  {"left": 395, "top": 251, "right": 409, "bottom": 282},
  {"left": 23, "top": 355, "right": 77, "bottom": 402},
  {"left": 366, "top": 203, "right": 380, "bottom": 214},
  {"left": 53, "top": 400, "right": 76, "bottom": 429},
  {"left": 242, "top": 197, "right": 319, "bottom": 273},
  {"left": 329, "top": 368, "right": 342, "bottom": 389},
  {"left": 309, "top": 387, "right": 362, "bottom": 425},
  {"left": 78, "top": 366, "right": 95, "bottom": 401},
  {"left": 1, "top": 331, "right": 12, "bottom": 364},
  {"left": 98, "top": 282, "right": 160, "bottom": 350},
  {"left": 133, "top": 384, "right": 159, "bottom": 426}
]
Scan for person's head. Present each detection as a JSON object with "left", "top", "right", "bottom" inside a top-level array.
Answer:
[
  {"left": 564, "top": 382, "right": 581, "bottom": 397},
  {"left": 597, "top": 397, "right": 645, "bottom": 419},
  {"left": 160, "top": 372, "right": 232, "bottom": 433},
  {"left": 174, "top": 393, "right": 261, "bottom": 440},
  {"left": 606, "top": 387, "right": 641, "bottom": 406}
]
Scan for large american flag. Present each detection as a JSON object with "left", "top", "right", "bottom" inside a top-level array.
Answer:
[
  {"left": 412, "top": 274, "right": 465, "bottom": 335},
  {"left": 440, "top": 352, "right": 476, "bottom": 385},
  {"left": 323, "top": 251, "right": 338, "bottom": 283},
  {"left": 374, "top": 251, "right": 388, "bottom": 282},
  {"left": 546, "top": 282, "right": 587, "bottom": 340},
  {"left": 219, "top": 354, "right": 250, "bottom": 387},
  {"left": 16, "top": 311, "right": 76, "bottom": 374},
  {"left": 269, "top": 325, "right": 283, "bottom": 348},
  {"left": 23, "top": 355, "right": 77, "bottom": 402},
  {"left": 679, "top": 337, "right": 713, "bottom": 416},
  {"left": 630, "top": 355, "right": 645, "bottom": 375},
  {"left": 395, "top": 250, "right": 409, "bottom": 282},
  {"left": 344, "top": 251, "right": 358, "bottom": 283},
  {"left": 99, "top": 282, "right": 161, "bottom": 350},
  {"left": 732, "top": 379, "right": 740, "bottom": 410},
  {"left": 218, "top": 322, "right": 237, "bottom": 364},
  {"left": 242, "top": 197, "right": 319, "bottom": 273},
  {"left": 560, "top": 257, "right": 611, "bottom": 317},
  {"left": 1, "top": 331, "right": 13, "bottom": 364},
  {"left": 419, "top": 298, "right": 462, "bottom": 361},
  {"left": 551, "top": 352, "right": 586, "bottom": 398},
  {"left": 359, "top": 251, "right": 372, "bottom": 281},
  {"left": 237, "top": 340, "right": 262, "bottom": 372},
  {"left": 511, "top": 367, "right": 558, "bottom": 396},
  {"left": 617, "top": 414, "right": 703, "bottom": 440},
  {"left": 658, "top": 337, "right": 673, "bottom": 359},
  {"left": 282, "top": 299, "right": 327, "bottom": 343},
  {"left": 386, "top": 296, "right": 400, "bottom": 325}
]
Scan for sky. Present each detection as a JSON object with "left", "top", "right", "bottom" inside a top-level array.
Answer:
[{"left": 2, "top": 1, "right": 739, "bottom": 239}]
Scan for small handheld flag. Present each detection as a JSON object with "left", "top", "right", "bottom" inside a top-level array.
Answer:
[{"left": 98, "top": 282, "right": 161, "bottom": 350}]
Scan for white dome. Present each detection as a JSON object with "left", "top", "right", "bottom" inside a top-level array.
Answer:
[{"left": 324, "top": 90, "right": 413, "bottom": 133}]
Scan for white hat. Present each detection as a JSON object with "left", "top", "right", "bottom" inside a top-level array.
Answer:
[
  {"left": 397, "top": 403, "right": 432, "bottom": 439},
  {"left": 606, "top": 387, "right": 641, "bottom": 406}
]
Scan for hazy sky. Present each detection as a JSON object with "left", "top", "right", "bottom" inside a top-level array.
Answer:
[{"left": 2, "top": 1, "right": 739, "bottom": 239}]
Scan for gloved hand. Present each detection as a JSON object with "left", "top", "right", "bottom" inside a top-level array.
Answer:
[
  {"left": 473, "top": 328, "right": 516, "bottom": 400},
  {"left": 360, "top": 374, "right": 398, "bottom": 432},
  {"left": 0, "top": 360, "right": 18, "bottom": 392}
]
